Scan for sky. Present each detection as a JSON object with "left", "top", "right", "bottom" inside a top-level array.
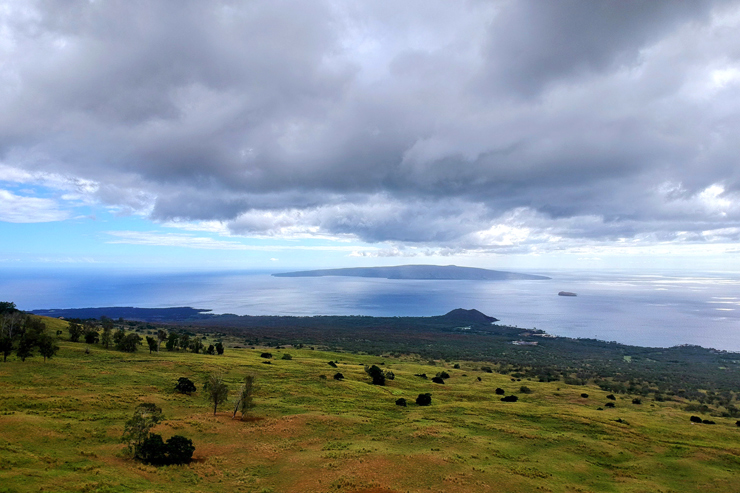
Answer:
[{"left": 2, "top": 0, "right": 740, "bottom": 273}]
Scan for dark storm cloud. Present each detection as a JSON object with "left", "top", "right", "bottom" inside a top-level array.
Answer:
[
  {"left": 2, "top": 0, "right": 740, "bottom": 250},
  {"left": 480, "top": 0, "right": 720, "bottom": 96}
]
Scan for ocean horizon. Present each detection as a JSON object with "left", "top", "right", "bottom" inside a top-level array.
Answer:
[{"left": 2, "top": 268, "right": 740, "bottom": 352}]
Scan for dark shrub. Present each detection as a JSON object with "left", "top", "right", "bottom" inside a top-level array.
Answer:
[
  {"left": 385, "top": 370, "right": 395, "bottom": 380},
  {"left": 606, "top": 394, "right": 616, "bottom": 400},
  {"left": 690, "top": 416, "right": 702, "bottom": 423},
  {"left": 333, "top": 372, "right": 344, "bottom": 380},
  {"left": 605, "top": 402, "right": 615, "bottom": 408},
  {"left": 481, "top": 366, "right": 493, "bottom": 373},
  {"left": 328, "top": 361, "right": 338, "bottom": 368},
  {"left": 736, "top": 420, "right": 740, "bottom": 427},
  {"left": 415, "top": 373, "right": 428, "bottom": 379},
  {"left": 139, "top": 433, "right": 168, "bottom": 465},
  {"left": 281, "top": 353, "right": 292, "bottom": 360},
  {"left": 396, "top": 398, "right": 407, "bottom": 407},
  {"left": 118, "top": 333, "right": 141, "bottom": 352},
  {"left": 416, "top": 393, "right": 432, "bottom": 406},
  {"left": 597, "top": 407, "right": 604, "bottom": 410},
  {"left": 84, "top": 330, "right": 99, "bottom": 344},
  {"left": 632, "top": 398, "right": 642, "bottom": 405},
  {"left": 365, "top": 365, "right": 386, "bottom": 386},
  {"left": 260, "top": 352, "right": 272, "bottom": 359},
  {"left": 431, "top": 376, "right": 445, "bottom": 384},
  {"left": 206, "top": 345, "right": 215, "bottom": 355},
  {"left": 436, "top": 371, "right": 450, "bottom": 380},
  {"left": 702, "top": 419, "right": 716, "bottom": 425},
  {"left": 581, "top": 393, "right": 589, "bottom": 398},
  {"left": 519, "top": 386, "right": 532, "bottom": 394},
  {"left": 453, "top": 364, "right": 460, "bottom": 369},
  {"left": 477, "top": 377, "right": 482, "bottom": 381},
  {"left": 166, "top": 435, "right": 195, "bottom": 464},
  {"left": 262, "top": 361, "right": 271, "bottom": 364},
  {"left": 215, "top": 342, "right": 224, "bottom": 355},
  {"left": 139, "top": 434, "right": 194, "bottom": 465},
  {"left": 175, "top": 377, "right": 196, "bottom": 395},
  {"left": 501, "top": 395, "right": 518, "bottom": 402},
  {"left": 495, "top": 388, "right": 505, "bottom": 395}
]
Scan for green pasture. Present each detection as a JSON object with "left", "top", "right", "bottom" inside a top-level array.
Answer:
[{"left": 1, "top": 319, "right": 739, "bottom": 492}]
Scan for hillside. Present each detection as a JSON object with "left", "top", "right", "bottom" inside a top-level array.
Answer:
[
  {"left": 2, "top": 328, "right": 740, "bottom": 493},
  {"left": 272, "top": 264, "right": 551, "bottom": 280}
]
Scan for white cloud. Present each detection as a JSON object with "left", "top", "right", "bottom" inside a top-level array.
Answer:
[
  {"left": 0, "top": 189, "right": 69, "bottom": 223},
  {"left": 106, "top": 231, "right": 250, "bottom": 250},
  {"left": 105, "top": 230, "right": 373, "bottom": 252}
]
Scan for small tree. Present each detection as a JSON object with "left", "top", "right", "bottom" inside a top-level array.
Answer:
[
  {"left": 365, "top": 365, "right": 387, "bottom": 386},
  {"left": 232, "top": 375, "right": 255, "bottom": 420},
  {"left": 68, "top": 322, "right": 83, "bottom": 343},
  {"left": 100, "top": 316, "right": 114, "bottom": 332},
  {"left": 101, "top": 327, "right": 112, "bottom": 349},
  {"left": 122, "top": 403, "right": 164, "bottom": 458},
  {"left": 37, "top": 333, "right": 59, "bottom": 362},
  {"left": 175, "top": 377, "right": 197, "bottom": 395},
  {"left": 189, "top": 337, "right": 203, "bottom": 354},
  {"left": 0, "top": 301, "right": 17, "bottom": 314},
  {"left": 165, "top": 435, "right": 195, "bottom": 464},
  {"left": 146, "top": 336, "right": 158, "bottom": 354},
  {"left": 16, "top": 334, "right": 35, "bottom": 362},
  {"left": 206, "top": 344, "right": 215, "bottom": 355},
  {"left": 416, "top": 393, "right": 432, "bottom": 406},
  {"left": 157, "top": 329, "right": 168, "bottom": 351},
  {"left": 215, "top": 342, "right": 224, "bottom": 355},
  {"left": 118, "top": 333, "right": 142, "bottom": 352},
  {"left": 113, "top": 328, "right": 126, "bottom": 346},
  {"left": 166, "top": 333, "right": 179, "bottom": 351},
  {"left": 204, "top": 374, "right": 229, "bottom": 416},
  {"left": 0, "top": 335, "right": 13, "bottom": 362},
  {"left": 139, "top": 433, "right": 168, "bottom": 465},
  {"left": 84, "top": 329, "right": 99, "bottom": 344},
  {"left": 179, "top": 334, "right": 190, "bottom": 351}
]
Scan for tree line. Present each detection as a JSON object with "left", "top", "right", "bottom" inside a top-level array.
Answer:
[
  {"left": 0, "top": 302, "right": 59, "bottom": 362},
  {"left": 66, "top": 315, "right": 225, "bottom": 355}
]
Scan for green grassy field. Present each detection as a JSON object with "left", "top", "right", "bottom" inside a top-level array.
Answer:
[{"left": 2, "top": 318, "right": 740, "bottom": 493}]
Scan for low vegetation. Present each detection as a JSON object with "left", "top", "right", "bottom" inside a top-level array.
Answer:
[{"left": 2, "top": 308, "right": 740, "bottom": 492}]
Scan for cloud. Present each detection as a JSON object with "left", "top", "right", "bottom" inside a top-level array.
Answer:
[
  {"left": 2, "top": 1, "right": 740, "bottom": 255},
  {"left": 105, "top": 231, "right": 371, "bottom": 252},
  {"left": 0, "top": 189, "right": 69, "bottom": 223}
]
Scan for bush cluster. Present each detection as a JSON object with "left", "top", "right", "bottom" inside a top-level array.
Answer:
[{"left": 139, "top": 434, "right": 195, "bottom": 465}]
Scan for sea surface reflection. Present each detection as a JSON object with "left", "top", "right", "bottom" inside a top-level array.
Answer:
[{"left": 3, "top": 269, "right": 740, "bottom": 351}]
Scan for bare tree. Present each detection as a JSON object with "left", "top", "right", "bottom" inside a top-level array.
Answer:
[
  {"left": 232, "top": 375, "right": 255, "bottom": 420},
  {"left": 157, "top": 329, "right": 167, "bottom": 351},
  {"left": 204, "top": 373, "right": 229, "bottom": 416}
]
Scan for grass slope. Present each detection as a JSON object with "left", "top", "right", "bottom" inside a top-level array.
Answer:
[{"left": 1, "top": 327, "right": 740, "bottom": 492}]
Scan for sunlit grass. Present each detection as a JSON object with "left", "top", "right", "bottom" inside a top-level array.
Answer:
[{"left": 1, "top": 325, "right": 739, "bottom": 492}]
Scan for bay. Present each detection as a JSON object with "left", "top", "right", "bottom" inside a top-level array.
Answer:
[{"left": 2, "top": 269, "right": 740, "bottom": 351}]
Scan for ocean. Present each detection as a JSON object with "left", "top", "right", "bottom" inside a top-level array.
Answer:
[{"left": 2, "top": 269, "right": 739, "bottom": 351}]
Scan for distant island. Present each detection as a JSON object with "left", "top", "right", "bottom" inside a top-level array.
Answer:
[
  {"left": 558, "top": 291, "right": 577, "bottom": 297},
  {"left": 272, "top": 264, "right": 551, "bottom": 281}
]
